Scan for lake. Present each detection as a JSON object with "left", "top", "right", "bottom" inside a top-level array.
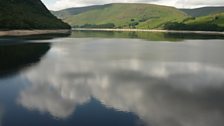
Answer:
[{"left": 0, "top": 31, "right": 224, "bottom": 126}]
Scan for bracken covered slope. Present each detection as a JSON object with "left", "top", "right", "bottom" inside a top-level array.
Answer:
[{"left": 0, "top": 0, "right": 71, "bottom": 29}]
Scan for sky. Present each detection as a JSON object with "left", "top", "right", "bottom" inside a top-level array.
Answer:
[{"left": 41, "top": 0, "right": 224, "bottom": 11}]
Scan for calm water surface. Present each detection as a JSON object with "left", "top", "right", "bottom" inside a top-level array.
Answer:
[{"left": 0, "top": 31, "right": 224, "bottom": 126}]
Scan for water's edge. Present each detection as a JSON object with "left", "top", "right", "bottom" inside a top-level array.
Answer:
[
  {"left": 73, "top": 28, "right": 224, "bottom": 35},
  {"left": 0, "top": 29, "right": 71, "bottom": 36}
]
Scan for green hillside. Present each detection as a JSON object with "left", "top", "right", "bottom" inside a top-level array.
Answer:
[
  {"left": 184, "top": 13, "right": 224, "bottom": 27},
  {"left": 180, "top": 6, "right": 224, "bottom": 17},
  {"left": 0, "top": 0, "right": 70, "bottom": 29},
  {"left": 51, "top": 5, "right": 108, "bottom": 19},
  {"left": 53, "top": 3, "right": 188, "bottom": 29},
  {"left": 164, "top": 13, "right": 224, "bottom": 31}
]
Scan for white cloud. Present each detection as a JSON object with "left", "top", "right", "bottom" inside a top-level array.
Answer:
[{"left": 42, "top": 0, "right": 224, "bottom": 10}]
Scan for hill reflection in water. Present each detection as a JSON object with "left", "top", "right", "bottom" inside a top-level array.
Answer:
[
  {"left": 0, "top": 42, "right": 50, "bottom": 77},
  {"left": 70, "top": 30, "right": 224, "bottom": 41}
]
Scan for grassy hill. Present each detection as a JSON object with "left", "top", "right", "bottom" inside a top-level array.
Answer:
[
  {"left": 184, "top": 13, "right": 224, "bottom": 27},
  {"left": 0, "top": 0, "right": 70, "bottom": 29},
  {"left": 164, "top": 13, "right": 224, "bottom": 31},
  {"left": 53, "top": 3, "right": 188, "bottom": 29},
  {"left": 51, "top": 5, "right": 107, "bottom": 19},
  {"left": 180, "top": 6, "right": 224, "bottom": 17}
]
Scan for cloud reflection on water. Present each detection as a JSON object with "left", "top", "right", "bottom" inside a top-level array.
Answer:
[{"left": 18, "top": 39, "right": 224, "bottom": 126}]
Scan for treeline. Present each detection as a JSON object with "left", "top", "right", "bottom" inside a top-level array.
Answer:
[
  {"left": 128, "top": 19, "right": 139, "bottom": 28},
  {"left": 73, "top": 23, "right": 115, "bottom": 28},
  {"left": 164, "top": 22, "right": 224, "bottom": 31}
]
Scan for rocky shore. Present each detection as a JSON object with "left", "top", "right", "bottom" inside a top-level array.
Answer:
[{"left": 0, "top": 30, "right": 71, "bottom": 36}]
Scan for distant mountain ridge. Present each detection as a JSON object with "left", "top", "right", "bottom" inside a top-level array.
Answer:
[
  {"left": 180, "top": 6, "right": 224, "bottom": 17},
  {"left": 0, "top": 0, "right": 70, "bottom": 29},
  {"left": 52, "top": 3, "right": 187, "bottom": 29}
]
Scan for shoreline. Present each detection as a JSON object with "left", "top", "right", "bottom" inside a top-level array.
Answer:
[
  {"left": 1, "top": 29, "right": 223, "bottom": 37},
  {"left": 73, "top": 28, "right": 224, "bottom": 35},
  {"left": 0, "top": 29, "right": 71, "bottom": 37}
]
